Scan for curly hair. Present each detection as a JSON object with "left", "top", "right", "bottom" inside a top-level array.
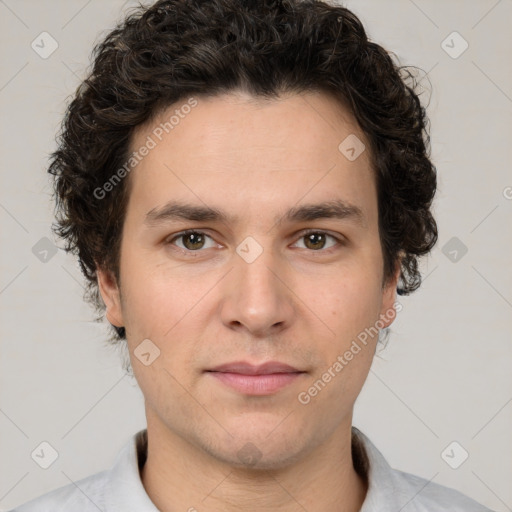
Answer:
[{"left": 49, "top": 0, "right": 437, "bottom": 342}]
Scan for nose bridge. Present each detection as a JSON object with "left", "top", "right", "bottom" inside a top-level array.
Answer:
[
  {"left": 221, "top": 235, "right": 293, "bottom": 335},
  {"left": 237, "top": 239, "right": 278, "bottom": 297}
]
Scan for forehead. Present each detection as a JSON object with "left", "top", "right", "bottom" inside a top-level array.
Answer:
[
  {"left": 125, "top": 90, "right": 376, "bottom": 227},
  {"left": 135, "top": 89, "right": 364, "bottom": 157}
]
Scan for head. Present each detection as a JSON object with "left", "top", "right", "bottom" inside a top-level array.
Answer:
[{"left": 50, "top": 0, "right": 437, "bottom": 468}]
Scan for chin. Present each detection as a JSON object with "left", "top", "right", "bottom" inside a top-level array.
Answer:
[
  {"left": 200, "top": 427, "right": 311, "bottom": 472},
  {"left": 218, "top": 445, "right": 307, "bottom": 472}
]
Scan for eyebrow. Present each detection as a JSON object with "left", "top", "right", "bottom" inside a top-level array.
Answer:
[{"left": 144, "top": 199, "right": 366, "bottom": 229}]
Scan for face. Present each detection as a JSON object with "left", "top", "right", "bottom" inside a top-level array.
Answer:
[{"left": 98, "top": 90, "right": 399, "bottom": 469}]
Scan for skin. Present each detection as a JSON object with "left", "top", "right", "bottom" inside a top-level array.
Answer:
[{"left": 97, "top": 90, "right": 400, "bottom": 512}]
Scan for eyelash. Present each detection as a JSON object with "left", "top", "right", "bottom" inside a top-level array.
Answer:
[{"left": 166, "top": 229, "right": 344, "bottom": 254}]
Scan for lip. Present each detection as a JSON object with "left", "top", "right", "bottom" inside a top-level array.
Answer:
[
  {"left": 207, "top": 361, "right": 302, "bottom": 375},
  {"left": 206, "top": 361, "right": 306, "bottom": 395}
]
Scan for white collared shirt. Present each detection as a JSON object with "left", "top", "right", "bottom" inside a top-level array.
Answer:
[{"left": 10, "top": 427, "right": 494, "bottom": 511}]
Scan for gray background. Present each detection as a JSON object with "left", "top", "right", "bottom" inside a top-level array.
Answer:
[{"left": 1, "top": 0, "right": 511, "bottom": 510}]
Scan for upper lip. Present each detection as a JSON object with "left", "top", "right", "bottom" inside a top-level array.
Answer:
[{"left": 207, "top": 361, "right": 303, "bottom": 375}]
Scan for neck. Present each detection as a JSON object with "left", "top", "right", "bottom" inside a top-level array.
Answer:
[{"left": 140, "top": 410, "right": 368, "bottom": 512}]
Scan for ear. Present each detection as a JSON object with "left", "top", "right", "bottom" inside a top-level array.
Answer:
[
  {"left": 378, "top": 258, "right": 401, "bottom": 329},
  {"left": 97, "top": 267, "right": 124, "bottom": 328}
]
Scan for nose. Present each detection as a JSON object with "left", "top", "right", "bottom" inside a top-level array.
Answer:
[{"left": 219, "top": 242, "right": 295, "bottom": 338}]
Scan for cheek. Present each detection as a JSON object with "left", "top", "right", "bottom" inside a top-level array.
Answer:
[
  {"left": 119, "top": 249, "right": 182, "bottom": 333},
  {"left": 119, "top": 257, "right": 207, "bottom": 371},
  {"left": 121, "top": 284, "right": 167, "bottom": 338},
  {"left": 316, "top": 272, "right": 384, "bottom": 338},
  {"left": 307, "top": 280, "right": 382, "bottom": 394}
]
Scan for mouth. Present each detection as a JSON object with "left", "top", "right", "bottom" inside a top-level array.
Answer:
[{"left": 205, "top": 361, "right": 307, "bottom": 395}]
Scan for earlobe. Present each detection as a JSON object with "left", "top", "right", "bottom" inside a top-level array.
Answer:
[{"left": 97, "top": 267, "right": 124, "bottom": 327}]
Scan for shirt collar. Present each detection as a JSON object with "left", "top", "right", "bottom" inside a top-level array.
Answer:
[
  {"left": 104, "top": 430, "right": 159, "bottom": 511},
  {"left": 103, "top": 427, "right": 396, "bottom": 511},
  {"left": 352, "top": 426, "right": 404, "bottom": 511}
]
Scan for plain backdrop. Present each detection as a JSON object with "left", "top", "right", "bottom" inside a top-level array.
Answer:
[{"left": 1, "top": 0, "right": 511, "bottom": 510}]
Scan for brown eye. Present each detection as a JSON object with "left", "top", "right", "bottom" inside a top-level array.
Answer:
[
  {"left": 304, "top": 232, "right": 326, "bottom": 250},
  {"left": 293, "top": 231, "right": 340, "bottom": 251},
  {"left": 181, "top": 232, "right": 205, "bottom": 250},
  {"left": 170, "top": 231, "right": 214, "bottom": 251}
]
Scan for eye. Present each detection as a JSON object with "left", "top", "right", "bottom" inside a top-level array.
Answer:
[
  {"left": 167, "top": 229, "right": 342, "bottom": 254},
  {"left": 292, "top": 230, "right": 341, "bottom": 251},
  {"left": 168, "top": 230, "right": 217, "bottom": 251}
]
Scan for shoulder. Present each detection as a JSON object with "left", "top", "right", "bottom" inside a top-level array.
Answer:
[
  {"left": 9, "top": 470, "right": 109, "bottom": 512},
  {"left": 352, "top": 427, "right": 495, "bottom": 512},
  {"left": 389, "top": 468, "right": 495, "bottom": 512},
  {"left": 9, "top": 430, "right": 150, "bottom": 512}
]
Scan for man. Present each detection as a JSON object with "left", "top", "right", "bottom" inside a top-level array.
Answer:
[{"left": 11, "top": 0, "right": 494, "bottom": 510}]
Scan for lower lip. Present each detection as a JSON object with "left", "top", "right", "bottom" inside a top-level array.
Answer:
[{"left": 208, "top": 372, "right": 304, "bottom": 395}]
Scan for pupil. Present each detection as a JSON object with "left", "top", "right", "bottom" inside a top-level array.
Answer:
[
  {"left": 307, "top": 233, "right": 324, "bottom": 250},
  {"left": 185, "top": 233, "right": 203, "bottom": 249}
]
